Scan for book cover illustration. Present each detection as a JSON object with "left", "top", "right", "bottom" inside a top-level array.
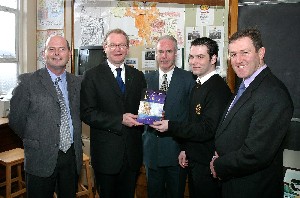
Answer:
[{"left": 137, "top": 89, "right": 166, "bottom": 125}]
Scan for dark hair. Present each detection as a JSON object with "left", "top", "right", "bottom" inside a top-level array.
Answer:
[
  {"left": 156, "top": 35, "right": 178, "bottom": 51},
  {"left": 191, "top": 37, "right": 219, "bottom": 59},
  {"left": 103, "top": 28, "right": 130, "bottom": 47},
  {"left": 229, "top": 28, "right": 263, "bottom": 52}
]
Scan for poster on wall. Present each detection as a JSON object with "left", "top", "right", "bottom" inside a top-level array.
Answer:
[
  {"left": 125, "top": 58, "right": 138, "bottom": 69},
  {"left": 36, "top": 30, "right": 64, "bottom": 69},
  {"left": 196, "top": 5, "right": 215, "bottom": 26},
  {"left": 206, "top": 26, "right": 224, "bottom": 43},
  {"left": 72, "top": 0, "right": 227, "bottom": 74},
  {"left": 37, "top": 0, "right": 64, "bottom": 30},
  {"left": 142, "top": 49, "right": 156, "bottom": 70},
  {"left": 185, "top": 27, "right": 204, "bottom": 71},
  {"left": 73, "top": 1, "right": 185, "bottom": 49},
  {"left": 206, "top": 26, "right": 226, "bottom": 77}
]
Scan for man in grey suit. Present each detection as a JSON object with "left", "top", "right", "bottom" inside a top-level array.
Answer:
[
  {"left": 9, "top": 35, "right": 82, "bottom": 198},
  {"left": 210, "top": 28, "right": 294, "bottom": 198},
  {"left": 143, "top": 35, "right": 195, "bottom": 198}
]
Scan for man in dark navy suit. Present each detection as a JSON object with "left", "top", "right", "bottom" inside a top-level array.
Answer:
[
  {"left": 210, "top": 28, "right": 294, "bottom": 198},
  {"left": 143, "top": 35, "right": 195, "bottom": 198},
  {"left": 80, "top": 28, "right": 146, "bottom": 198}
]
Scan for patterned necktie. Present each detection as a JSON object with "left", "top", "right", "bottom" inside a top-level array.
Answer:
[
  {"left": 116, "top": 68, "right": 125, "bottom": 93},
  {"left": 54, "top": 77, "right": 72, "bottom": 153},
  {"left": 160, "top": 74, "right": 168, "bottom": 91}
]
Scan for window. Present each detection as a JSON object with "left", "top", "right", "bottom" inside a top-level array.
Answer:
[{"left": 0, "top": 0, "right": 19, "bottom": 95}]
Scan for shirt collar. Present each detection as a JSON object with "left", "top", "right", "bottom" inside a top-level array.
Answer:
[
  {"left": 47, "top": 68, "right": 67, "bottom": 83},
  {"left": 244, "top": 64, "right": 267, "bottom": 88},
  {"left": 159, "top": 66, "right": 175, "bottom": 81},
  {"left": 107, "top": 60, "right": 125, "bottom": 73},
  {"left": 197, "top": 70, "right": 217, "bottom": 85}
]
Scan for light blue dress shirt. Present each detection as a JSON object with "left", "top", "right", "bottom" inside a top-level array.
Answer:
[{"left": 47, "top": 69, "right": 74, "bottom": 142}]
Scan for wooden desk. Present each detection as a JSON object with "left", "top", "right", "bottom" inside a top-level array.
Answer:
[
  {"left": 0, "top": 118, "right": 8, "bottom": 126},
  {"left": 0, "top": 118, "right": 23, "bottom": 184}
]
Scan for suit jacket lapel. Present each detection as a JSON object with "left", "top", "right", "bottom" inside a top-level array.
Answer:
[
  {"left": 38, "top": 68, "right": 59, "bottom": 103},
  {"left": 66, "top": 73, "right": 78, "bottom": 104},
  {"left": 147, "top": 70, "right": 160, "bottom": 90},
  {"left": 101, "top": 62, "right": 124, "bottom": 97},
  {"left": 216, "top": 68, "right": 271, "bottom": 137},
  {"left": 124, "top": 65, "right": 135, "bottom": 98},
  {"left": 165, "top": 67, "right": 181, "bottom": 108}
]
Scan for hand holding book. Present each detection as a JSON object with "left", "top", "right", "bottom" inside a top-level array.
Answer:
[{"left": 137, "top": 89, "right": 166, "bottom": 125}]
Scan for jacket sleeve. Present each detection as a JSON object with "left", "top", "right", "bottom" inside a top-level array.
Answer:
[
  {"left": 214, "top": 86, "right": 293, "bottom": 180},
  {"left": 9, "top": 74, "right": 31, "bottom": 139},
  {"left": 169, "top": 82, "right": 231, "bottom": 142}
]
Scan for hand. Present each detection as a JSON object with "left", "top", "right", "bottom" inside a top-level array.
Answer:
[
  {"left": 178, "top": 151, "right": 188, "bottom": 168},
  {"left": 210, "top": 151, "right": 219, "bottom": 179},
  {"left": 150, "top": 120, "right": 169, "bottom": 132},
  {"left": 122, "top": 113, "right": 143, "bottom": 127}
]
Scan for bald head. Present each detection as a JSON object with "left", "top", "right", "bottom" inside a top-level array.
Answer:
[{"left": 43, "top": 35, "right": 71, "bottom": 76}]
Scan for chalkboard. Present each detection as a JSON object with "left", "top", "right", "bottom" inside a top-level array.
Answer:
[{"left": 238, "top": 3, "right": 300, "bottom": 118}]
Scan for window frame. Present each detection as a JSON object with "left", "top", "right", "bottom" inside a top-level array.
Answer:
[
  {"left": 0, "top": 1, "right": 20, "bottom": 95},
  {"left": 0, "top": 1, "right": 19, "bottom": 64}
]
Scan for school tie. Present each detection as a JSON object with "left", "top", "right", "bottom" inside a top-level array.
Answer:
[
  {"left": 160, "top": 74, "right": 168, "bottom": 91},
  {"left": 195, "top": 77, "right": 201, "bottom": 88},
  {"left": 54, "top": 77, "right": 72, "bottom": 153},
  {"left": 116, "top": 68, "right": 125, "bottom": 93}
]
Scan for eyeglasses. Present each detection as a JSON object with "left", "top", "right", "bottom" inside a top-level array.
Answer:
[{"left": 107, "top": 43, "right": 128, "bottom": 50}]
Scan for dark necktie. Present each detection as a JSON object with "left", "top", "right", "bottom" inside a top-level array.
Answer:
[
  {"left": 160, "top": 74, "right": 168, "bottom": 91},
  {"left": 195, "top": 77, "right": 201, "bottom": 88},
  {"left": 116, "top": 68, "right": 125, "bottom": 93},
  {"left": 54, "top": 77, "right": 72, "bottom": 153}
]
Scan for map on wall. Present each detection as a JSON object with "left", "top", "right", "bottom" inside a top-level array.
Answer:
[
  {"left": 73, "top": 1, "right": 185, "bottom": 49},
  {"left": 37, "top": 0, "right": 64, "bottom": 30}
]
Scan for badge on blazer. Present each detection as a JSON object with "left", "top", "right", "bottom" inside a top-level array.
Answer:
[{"left": 195, "top": 104, "right": 201, "bottom": 115}]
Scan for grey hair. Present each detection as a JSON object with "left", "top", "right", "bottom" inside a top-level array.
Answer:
[{"left": 156, "top": 35, "right": 178, "bottom": 51}]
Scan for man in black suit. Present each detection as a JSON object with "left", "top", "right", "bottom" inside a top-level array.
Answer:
[
  {"left": 9, "top": 35, "right": 83, "bottom": 198},
  {"left": 152, "top": 37, "right": 231, "bottom": 198},
  {"left": 80, "top": 28, "right": 146, "bottom": 198},
  {"left": 143, "top": 35, "right": 195, "bottom": 198},
  {"left": 210, "top": 28, "right": 294, "bottom": 198}
]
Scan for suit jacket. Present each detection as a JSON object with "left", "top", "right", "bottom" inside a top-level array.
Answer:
[
  {"left": 214, "top": 67, "right": 294, "bottom": 198},
  {"left": 143, "top": 67, "right": 195, "bottom": 168},
  {"left": 168, "top": 74, "right": 231, "bottom": 169},
  {"left": 9, "top": 68, "right": 83, "bottom": 177},
  {"left": 80, "top": 62, "right": 146, "bottom": 174}
]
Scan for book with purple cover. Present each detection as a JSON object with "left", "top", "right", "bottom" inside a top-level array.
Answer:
[{"left": 137, "top": 89, "right": 166, "bottom": 125}]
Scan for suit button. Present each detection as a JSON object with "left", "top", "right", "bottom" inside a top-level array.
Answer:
[{"left": 57, "top": 124, "right": 60, "bottom": 127}]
